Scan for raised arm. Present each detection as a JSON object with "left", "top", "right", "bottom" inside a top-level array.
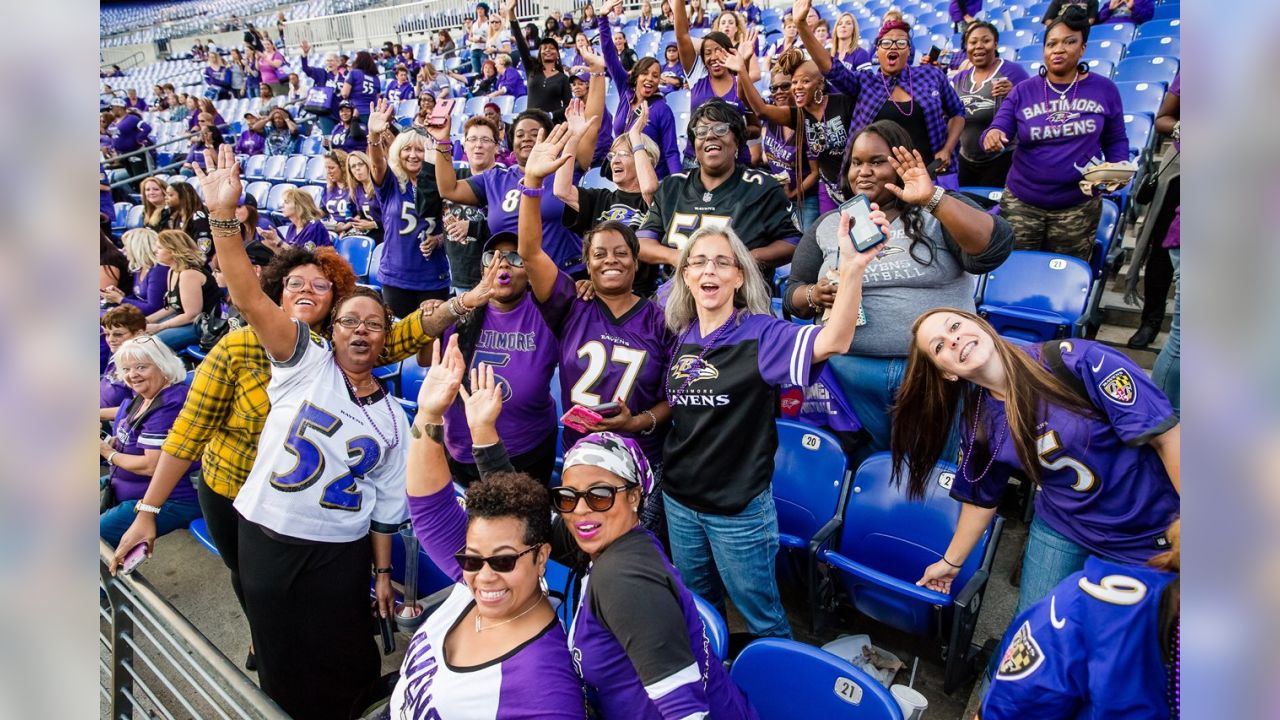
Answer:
[
  {"left": 628, "top": 103, "right": 660, "bottom": 202},
  {"left": 577, "top": 45, "right": 609, "bottom": 170},
  {"left": 366, "top": 98, "right": 394, "bottom": 185},
  {"left": 408, "top": 336, "right": 466, "bottom": 498},
  {"left": 793, "top": 0, "right": 833, "bottom": 74},
  {"left": 672, "top": 0, "right": 698, "bottom": 71},
  {"left": 519, "top": 124, "right": 578, "bottom": 302},
  {"left": 506, "top": 0, "right": 537, "bottom": 72},
  {"left": 725, "top": 32, "right": 791, "bottom": 126},
  {"left": 886, "top": 147, "right": 995, "bottom": 255},
  {"left": 194, "top": 145, "right": 298, "bottom": 360},
  {"left": 596, "top": 2, "right": 630, "bottom": 87},
  {"left": 812, "top": 208, "right": 889, "bottom": 361},
  {"left": 429, "top": 114, "right": 481, "bottom": 204}
]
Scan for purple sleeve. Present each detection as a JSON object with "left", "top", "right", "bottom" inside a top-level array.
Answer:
[
  {"left": 1070, "top": 342, "right": 1177, "bottom": 446},
  {"left": 540, "top": 270, "right": 578, "bottom": 332},
  {"left": 1099, "top": 82, "right": 1130, "bottom": 162},
  {"left": 598, "top": 15, "right": 628, "bottom": 88},
  {"left": 300, "top": 58, "right": 327, "bottom": 86},
  {"left": 983, "top": 81, "right": 1022, "bottom": 142},
  {"left": 755, "top": 318, "right": 822, "bottom": 387},
  {"left": 344, "top": 68, "right": 361, "bottom": 91},
  {"left": 1003, "top": 61, "right": 1031, "bottom": 87},
  {"left": 1169, "top": 72, "right": 1179, "bottom": 97},
  {"left": 650, "top": 101, "right": 684, "bottom": 177},
  {"left": 824, "top": 61, "right": 863, "bottom": 98},
  {"left": 408, "top": 486, "right": 466, "bottom": 584},
  {"left": 124, "top": 266, "right": 169, "bottom": 315},
  {"left": 101, "top": 376, "right": 131, "bottom": 409},
  {"left": 466, "top": 170, "right": 491, "bottom": 204}
]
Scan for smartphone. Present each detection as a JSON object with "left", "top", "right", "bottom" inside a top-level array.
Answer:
[
  {"left": 590, "top": 401, "right": 622, "bottom": 418},
  {"left": 428, "top": 98, "right": 457, "bottom": 127},
  {"left": 119, "top": 542, "right": 149, "bottom": 576},
  {"left": 837, "top": 194, "right": 886, "bottom": 252},
  {"left": 927, "top": 45, "right": 942, "bottom": 64},
  {"left": 561, "top": 405, "right": 604, "bottom": 433}
]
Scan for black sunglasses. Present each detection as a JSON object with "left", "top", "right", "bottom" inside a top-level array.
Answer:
[
  {"left": 482, "top": 250, "right": 524, "bottom": 268},
  {"left": 454, "top": 544, "right": 541, "bottom": 573},
  {"left": 550, "top": 484, "right": 635, "bottom": 513}
]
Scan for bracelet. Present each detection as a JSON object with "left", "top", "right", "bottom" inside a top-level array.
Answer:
[
  {"left": 519, "top": 181, "right": 544, "bottom": 198},
  {"left": 923, "top": 185, "right": 946, "bottom": 214},
  {"left": 448, "top": 295, "right": 473, "bottom": 318},
  {"left": 640, "top": 409, "right": 658, "bottom": 436},
  {"left": 372, "top": 566, "right": 393, "bottom": 575},
  {"left": 941, "top": 556, "right": 963, "bottom": 569},
  {"left": 436, "top": 140, "right": 453, "bottom": 153},
  {"left": 805, "top": 284, "right": 818, "bottom": 311},
  {"left": 208, "top": 217, "right": 241, "bottom": 230},
  {"left": 107, "top": 451, "right": 119, "bottom": 466},
  {"left": 134, "top": 502, "right": 162, "bottom": 515},
  {"left": 590, "top": 71, "right": 607, "bottom": 77},
  {"left": 631, "top": 143, "right": 647, "bottom": 154}
]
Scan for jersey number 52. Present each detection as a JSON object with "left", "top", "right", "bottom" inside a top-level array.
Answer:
[{"left": 270, "top": 402, "right": 382, "bottom": 512}]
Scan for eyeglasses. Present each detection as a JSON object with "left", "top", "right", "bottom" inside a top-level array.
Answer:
[
  {"left": 605, "top": 150, "right": 633, "bottom": 162},
  {"left": 550, "top": 484, "right": 635, "bottom": 513},
  {"left": 482, "top": 250, "right": 524, "bottom": 267},
  {"left": 334, "top": 316, "right": 387, "bottom": 332},
  {"left": 465, "top": 135, "right": 497, "bottom": 145},
  {"left": 692, "top": 122, "right": 732, "bottom": 140},
  {"left": 769, "top": 81, "right": 793, "bottom": 93},
  {"left": 876, "top": 38, "right": 911, "bottom": 50},
  {"left": 685, "top": 255, "right": 736, "bottom": 270},
  {"left": 283, "top": 275, "right": 334, "bottom": 294},
  {"left": 454, "top": 544, "right": 542, "bottom": 573}
]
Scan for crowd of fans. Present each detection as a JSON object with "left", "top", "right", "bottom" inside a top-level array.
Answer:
[{"left": 99, "top": 0, "right": 1181, "bottom": 717}]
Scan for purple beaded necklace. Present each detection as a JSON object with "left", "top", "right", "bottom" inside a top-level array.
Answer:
[
  {"left": 337, "top": 358, "right": 400, "bottom": 451},
  {"left": 960, "top": 389, "right": 1007, "bottom": 484},
  {"left": 666, "top": 309, "right": 739, "bottom": 405},
  {"left": 1168, "top": 618, "right": 1180, "bottom": 718},
  {"left": 879, "top": 66, "right": 915, "bottom": 116}
]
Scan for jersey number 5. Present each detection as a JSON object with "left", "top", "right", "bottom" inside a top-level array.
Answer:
[
  {"left": 570, "top": 342, "right": 648, "bottom": 407},
  {"left": 667, "top": 213, "right": 731, "bottom": 252},
  {"left": 270, "top": 402, "right": 382, "bottom": 512},
  {"left": 1036, "top": 430, "right": 1098, "bottom": 493}
]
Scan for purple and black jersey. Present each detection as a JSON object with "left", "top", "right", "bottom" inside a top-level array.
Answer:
[
  {"left": 375, "top": 170, "right": 450, "bottom": 292},
  {"left": 108, "top": 384, "right": 199, "bottom": 503},
  {"left": 950, "top": 340, "right": 1179, "bottom": 563},
  {"left": 467, "top": 165, "right": 584, "bottom": 273},
  {"left": 664, "top": 313, "right": 821, "bottom": 514},
  {"left": 343, "top": 68, "right": 380, "bottom": 118},
  {"left": 282, "top": 219, "right": 332, "bottom": 249},
  {"left": 541, "top": 271, "right": 676, "bottom": 461},
  {"left": 638, "top": 164, "right": 800, "bottom": 256},
  {"left": 321, "top": 185, "right": 352, "bottom": 222}
]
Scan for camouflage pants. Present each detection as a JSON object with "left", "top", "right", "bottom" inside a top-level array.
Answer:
[{"left": 1000, "top": 188, "right": 1101, "bottom": 262}]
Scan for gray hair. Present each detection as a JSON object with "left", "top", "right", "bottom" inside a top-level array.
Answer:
[
  {"left": 664, "top": 224, "right": 772, "bottom": 334},
  {"left": 610, "top": 133, "right": 661, "bottom": 168},
  {"left": 113, "top": 337, "right": 187, "bottom": 386}
]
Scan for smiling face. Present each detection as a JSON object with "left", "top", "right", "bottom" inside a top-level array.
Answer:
[
  {"left": 142, "top": 180, "right": 165, "bottom": 206},
  {"left": 464, "top": 124, "right": 499, "bottom": 168},
  {"left": 635, "top": 62, "right": 660, "bottom": 98},
  {"left": 331, "top": 295, "right": 387, "bottom": 371},
  {"left": 103, "top": 325, "right": 142, "bottom": 354},
  {"left": 846, "top": 131, "right": 899, "bottom": 206},
  {"left": 915, "top": 311, "right": 997, "bottom": 381},
  {"left": 965, "top": 26, "right": 997, "bottom": 69},
  {"left": 701, "top": 38, "right": 727, "bottom": 77},
  {"left": 281, "top": 263, "right": 335, "bottom": 328},
  {"left": 338, "top": 106, "right": 353, "bottom": 124},
  {"left": 693, "top": 117, "right": 737, "bottom": 175},
  {"left": 324, "top": 55, "right": 338, "bottom": 72},
  {"left": 791, "top": 61, "right": 823, "bottom": 107},
  {"left": 586, "top": 228, "right": 637, "bottom": 294},
  {"left": 399, "top": 138, "right": 424, "bottom": 176},
  {"left": 1043, "top": 22, "right": 1085, "bottom": 77},
  {"left": 486, "top": 239, "right": 529, "bottom": 304},
  {"left": 512, "top": 118, "right": 546, "bottom": 166},
  {"left": 683, "top": 233, "right": 743, "bottom": 314},
  {"left": 614, "top": 31, "right": 628, "bottom": 49},
  {"left": 877, "top": 29, "right": 911, "bottom": 74},
  {"left": 462, "top": 516, "right": 547, "bottom": 623},
  {"left": 560, "top": 465, "right": 641, "bottom": 557},
  {"left": 608, "top": 138, "right": 639, "bottom": 184},
  {"left": 540, "top": 42, "right": 559, "bottom": 62},
  {"left": 118, "top": 354, "right": 167, "bottom": 399},
  {"left": 770, "top": 71, "right": 794, "bottom": 106}
]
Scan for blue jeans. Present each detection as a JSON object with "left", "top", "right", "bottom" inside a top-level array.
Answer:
[
  {"left": 470, "top": 48, "right": 484, "bottom": 74},
  {"left": 100, "top": 496, "right": 204, "bottom": 548},
  {"left": 1014, "top": 516, "right": 1092, "bottom": 618},
  {"left": 664, "top": 490, "right": 791, "bottom": 638},
  {"left": 1151, "top": 248, "right": 1180, "bottom": 417},
  {"left": 800, "top": 192, "right": 821, "bottom": 228},
  {"left": 153, "top": 322, "right": 200, "bottom": 351}
]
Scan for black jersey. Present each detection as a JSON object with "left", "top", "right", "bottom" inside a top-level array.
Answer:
[
  {"left": 637, "top": 164, "right": 800, "bottom": 254},
  {"left": 564, "top": 186, "right": 658, "bottom": 294}
]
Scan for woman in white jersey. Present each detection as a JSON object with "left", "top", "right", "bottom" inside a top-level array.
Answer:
[{"left": 196, "top": 145, "right": 413, "bottom": 720}]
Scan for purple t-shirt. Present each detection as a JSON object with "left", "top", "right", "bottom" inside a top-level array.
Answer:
[
  {"left": 949, "top": 340, "right": 1179, "bottom": 563},
  {"left": 123, "top": 265, "right": 170, "bottom": 315},
  {"left": 385, "top": 79, "right": 416, "bottom": 104},
  {"left": 101, "top": 362, "right": 132, "bottom": 410},
  {"left": 984, "top": 73, "right": 1129, "bottom": 209},
  {"left": 321, "top": 185, "right": 352, "bottom": 221},
  {"left": 282, "top": 219, "right": 332, "bottom": 249},
  {"left": 235, "top": 129, "right": 265, "bottom": 155},
  {"left": 440, "top": 292, "right": 560, "bottom": 459},
  {"left": 834, "top": 47, "right": 873, "bottom": 71},
  {"left": 375, "top": 170, "right": 450, "bottom": 291},
  {"left": 468, "top": 165, "right": 584, "bottom": 273},
  {"left": 598, "top": 15, "right": 682, "bottom": 178},
  {"left": 541, "top": 272, "right": 675, "bottom": 462},
  {"left": 497, "top": 66, "right": 527, "bottom": 98},
  {"left": 664, "top": 313, "right": 822, "bottom": 514},
  {"left": 108, "top": 384, "right": 199, "bottom": 503},
  {"left": 685, "top": 58, "right": 751, "bottom": 165},
  {"left": 344, "top": 68, "right": 380, "bottom": 117}
]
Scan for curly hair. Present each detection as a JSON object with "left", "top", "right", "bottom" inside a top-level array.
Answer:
[
  {"left": 464, "top": 471, "right": 553, "bottom": 545},
  {"left": 259, "top": 246, "right": 357, "bottom": 310}
]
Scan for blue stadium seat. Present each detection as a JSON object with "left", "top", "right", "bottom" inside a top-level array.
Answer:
[
  {"left": 389, "top": 528, "right": 455, "bottom": 602},
  {"left": 336, "top": 235, "right": 375, "bottom": 279},
  {"left": 817, "top": 453, "right": 1003, "bottom": 693},
  {"left": 512, "top": 95, "right": 527, "bottom": 114},
  {"left": 263, "top": 182, "right": 297, "bottom": 214},
  {"left": 1001, "top": 28, "right": 1037, "bottom": 50},
  {"left": 242, "top": 154, "right": 267, "bottom": 180},
  {"left": 188, "top": 518, "right": 219, "bottom": 556},
  {"left": 1115, "top": 80, "right": 1167, "bottom": 118},
  {"left": 1009, "top": 16, "right": 1040, "bottom": 32},
  {"left": 304, "top": 156, "right": 328, "bottom": 185},
  {"left": 580, "top": 166, "right": 618, "bottom": 191},
  {"left": 487, "top": 95, "right": 514, "bottom": 115},
  {"left": 1013, "top": 45, "right": 1041, "bottom": 63},
  {"left": 394, "top": 353, "right": 429, "bottom": 413},
  {"left": 978, "top": 250, "right": 1092, "bottom": 341},
  {"left": 771, "top": 421, "right": 851, "bottom": 595},
  {"left": 665, "top": 89, "right": 691, "bottom": 118},
  {"left": 1151, "top": 2, "right": 1179, "bottom": 20},
  {"left": 544, "top": 558, "right": 576, "bottom": 626},
  {"left": 262, "top": 155, "right": 289, "bottom": 183},
  {"left": 692, "top": 593, "right": 729, "bottom": 661},
  {"left": 125, "top": 204, "right": 145, "bottom": 229},
  {"left": 1082, "top": 39, "right": 1125, "bottom": 65},
  {"left": 301, "top": 185, "right": 325, "bottom": 211},
  {"left": 1113, "top": 55, "right": 1178, "bottom": 85},
  {"left": 394, "top": 99, "right": 417, "bottom": 123},
  {"left": 1125, "top": 35, "right": 1179, "bottom": 59},
  {"left": 283, "top": 154, "right": 309, "bottom": 184},
  {"left": 463, "top": 95, "right": 489, "bottom": 116},
  {"left": 112, "top": 202, "right": 132, "bottom": 231},
  {"left": 731, "top": 638, "right": 904, "bottom": 719},
  {"left": 243, "top": 180, "right": 271, "bottom": 208},
  {"left": 372, "top": 361, "right": 401, "bottom": 395},
  {"left": 1093, "top": 198, "right": 1120, "bottom": 281},
  {"left": 1084, "top": 58, "right": 1116, "bottom": 78},
  {"left": 1087, "top": 23, "right": 1136, "bottom": 45},
  {"left": 1134, "top": 18, "right": 1180, "bottom": 41},
  {"left": 299, "top": 136, "right": 325, "bottom": 155},
  {"left": 363, "top": 242, "right": 385, "bottom": 291},
  {"left": 1125, "top": 112, "right": 1154, "bottom": 158}
]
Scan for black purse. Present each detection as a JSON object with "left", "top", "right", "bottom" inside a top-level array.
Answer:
[
  {"left": 1134, "top": 150, "right": 1178, "bottom": 206},
  {"left": 194, "top": 306, "right": 230, "bottom": 352}
]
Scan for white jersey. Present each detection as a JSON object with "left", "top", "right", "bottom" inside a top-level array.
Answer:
[{"left": 234, "top": 321, "right": 409, "bottom": 542}]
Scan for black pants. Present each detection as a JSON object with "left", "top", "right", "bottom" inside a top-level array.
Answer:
[
  {"left": 958, "top": 152, "right": 1014, "bottom": 189},
  {"left": 448, "top": 431, "right": 558, "bottom": 488},
  {"left": 381, "top": 283, "right": 450, "bottom": 319},
  {"left": 1139, "top": 176, "right": 1180, "bottom": 327},
  {"left": 196, "top": 480, "right": 246, "bottom": 614},
  {"left": 238, "top": 520, "right": 379, "bottom": 720}
]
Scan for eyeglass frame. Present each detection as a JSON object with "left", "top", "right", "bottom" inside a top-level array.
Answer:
[
  {"left": 684, "top": 254, "right": 737, "bottom": 271},
  {"left": 691, "top": 121, "right": 732, "bottom": 140},
  {"left": 333, "top": 316, "right": 387, "bottom": 332},
  {"left": 550, "top": 483, "right": 637, "bottom": 513},
  {"left": 875, "top": 38, "right": 911, "bottom": 50},
  {"left": 482, "top": 250, "right": 524, "bottom": 268},
  {"left": 283, "top": 275, "right": 335, "bottom": 294},
  {"left": 454, "top": 544, "right": 543, "bottom": 573}
]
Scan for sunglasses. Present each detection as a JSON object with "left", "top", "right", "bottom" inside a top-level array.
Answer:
[
  {"left": 454, "top": 544, "right": 541, "bottom": 573},
  {"left": 770, "top": 81, "right": 793, "bottom": 93},
  {"left": 550, "top": 483, "right": 634, "bottom": 513},
  {"left": 482, "top": 250, "right": 524, "bottom": 267}
]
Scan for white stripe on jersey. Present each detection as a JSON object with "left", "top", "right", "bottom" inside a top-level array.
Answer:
[
  {"left": 643, "top": 662, "right": 703, "bottom": 700},
  {"left": 789, "top": 325, "right": 820, "bottom": 386}
]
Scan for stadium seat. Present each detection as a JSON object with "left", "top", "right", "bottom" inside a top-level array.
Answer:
[
  {"left": 112, "top": 202, "right": 132, "bottom": 231},
  {"left": 1113, "top": 55, "right": 1179, "bottom": 86},
  {"left": 1013, "top": 45, "right": 1041, "bottom": 63},
  {"left": 389, "top": 528, "right": 455, "bottom": 603},
  {"left": 692, "top": 593, "right": 729, "bottom": 661},
  {"left": 188, "top": 518, "right": 220, "bottom": 556},
  {"left": 1087, "top": 23, "right": 1136, "bottom": 45},
  {"left": 243, "top": 180, "right": 271, "bottom": 208},
  {"left": 731, "top": 638, "right": 904, "bottom": 720},
  {"left": 580, "top": 166, "right": 618, "bottom": 191},
  {"left": 487, "top": 95, "right": 514, "bottom": 115},
  {"left": 1134, "top": 18, "right": 1179, "bottom": 41},
  {"left": 1082, "top": 39, "right": 1125, "bottom": 65},
  {"left": 394, "top": 353, "right": 429, "bottom": 414},
  {"left": 1124, "top": 35, "right": 1179, "bottom": 59},
  {"left": 1125, "top": 112, "right": 1154, "bottom": 159},
  {"left": 125, "top": 204, "right": 145, "bottom": 229},
  {"left": 665, "top": 89, "right": 691, "bottom": 118},
  {"left": 1009, "top": 16, "right": 1040, "bottom": 32},
  {"left": 463, "top": 95, "right": 489, "bottom": 116},
  {"left": 336, "top": 235, "right": 375, "bottom": 279},
  {"left": 1093, "top": 198, "right": 1120, "bottom": 281},
  {"left": 303, "top": 156, "right": 328, "bottom": 185},
  {"left": 512, "top": 95, "right": 528, "bottom": 114},
  {"left": 299, "top": 136, "right": 325, "bottom": 155},
  {"left": 283, "top": 154, "right": 309, "bottom": 184},
  {"left": 301, "top": 185, "right": 324, "bottom": 209},
  {"left": 1000, "top": 28, "right": 1037, "bottom": 50},
  {"left": 262, "top": 155, "right": 289, "bottom": 183},
  {"left": 817, "top": 453, "right": 1003, "bottom": 693},
  {"left": 1116, "top": 80, "right": 1167, "bottom": 118},
  {"left": 394, "top": 99, "right": 417, "bottom": 123},
  {"left": 978, "top": 250, "right": 1092, "bottom": 341},
  {"left": 771, "top": 421, "right": 851, "bottom": 597},
  {"left": 363, "top": 242, "right": 385, "bottom": 292},
  {"left": 263, "top": 182, "right": 297, "bottom": 214},
  {"left": 242, "top": 154, "right": 267, "bottom": 180},
  {"left": 1151, "top": 2, "right": 1180, "bottom": 20}
]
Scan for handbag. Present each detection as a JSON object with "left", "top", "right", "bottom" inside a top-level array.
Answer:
[
  {"left": 303, "top": 85, "right": 335, "bottom": 115},
  {"left": 195, "top": 305, "right": 231, "bottom": 352},
  {"left": 1134, "top": 150, "right": 1178, "bottom": 206}
]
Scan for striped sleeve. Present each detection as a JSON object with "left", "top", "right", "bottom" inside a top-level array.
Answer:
[{"left": 757, "top": 318, "right": 821, "bottom": 388}]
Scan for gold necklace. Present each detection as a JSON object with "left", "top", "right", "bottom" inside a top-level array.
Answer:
[{"left": 474, "top": 595, "right": 543, "bottom": 633}]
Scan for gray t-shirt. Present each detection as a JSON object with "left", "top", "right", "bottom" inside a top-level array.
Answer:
[{"left": 784, "top": 193, "right": 1014, "bottom": 357}]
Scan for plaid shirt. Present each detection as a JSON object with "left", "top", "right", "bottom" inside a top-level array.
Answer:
[
  {"left": 825, "top": 61, "right": 966, "bottom": 159},
  {"left": 162, "top": 312, "right": 431, "bottom": 499}
]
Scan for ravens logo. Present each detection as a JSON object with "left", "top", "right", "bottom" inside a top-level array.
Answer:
[{"left": 670, "top": 355, "right": 719, "bottom": 383}]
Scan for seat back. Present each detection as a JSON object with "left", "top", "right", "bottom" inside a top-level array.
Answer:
[
  {"left": 1134, "top": 18, "right": 1180, "bottom": 41},
  {"left": 1087, "top": 22, "right": 1136, "bottom": 45},
  {"left": 1124, "top": 112, "right": 1154, "bottom": 159},
  {"left": 366, "top": 242, "right": 385, "bottom": 289},
  {"left": 692, "top": 592, "right": 729, "bottom": 660},
  {"left": 731, "top": 638, "right": 904, "bottom": 720},
  {"left": 1082, "top": 39, "right": 1125, "bottom": 65},
  {"left": 262, "top": 154, "right": 289, "bottom": 182},
  {"left": 979, "top": 250, "right": 1091, "bottom": 341},
  {"left": 304, "top": 155, "right": 328, "bottom": 184},
  {"left": 1093, "top": 198, "right": 1119, "bottom": 279},
  {"left": 243, "top": 154, "right": 267, "bottom": 179},
  {"left": 301, "top": 184, "right": 325, "bottom": 209},
  {"left": 398, "top": 353, "right": 428, "bottom": 404},
  {"left": 771, "top": 420, "right": 849, "bottom": 549},
  {"left": 244, "top": 180, "right": 272, "bottom": 207},
  {"left": 336, "top": 235, "right": 375, "bottom": 278},
  {"left": 1115, "top": 80, "right": 1167, "bottom": 119},
  {"left": 283, "top": 154, "right": 309, "bottom": 183},
  {"left": 1113, "top": 55, "right": 1179, "bottom": 86},
  {"left": 125, "top": 204, "right": 146, "bottom": 229},
  {"left": 264, "top": 182, "right": 297, "bottom": 212},
  {"left": 1125, "top": 35, "right": 1180, "bottom": 60}
]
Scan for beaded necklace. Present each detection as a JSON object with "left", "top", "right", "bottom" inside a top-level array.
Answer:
[
  {"left": 1168, "top": 617, "right": 1180, "bottom": 718},
  {"left": 960, "top": 389, "right": 1007, "bottom": 484},
  {"left": 879, "top": 66, "right": 914, "bottom": 116},
  {"left": 337, "top": 358, "right": 400, "bottom": 451},
  {"left": 666, "top": 309, "right": 738, "bottom": 405}
]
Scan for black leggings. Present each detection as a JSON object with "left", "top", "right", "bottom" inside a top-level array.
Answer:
[
  {"left": 958, "top": 152, "right": 1014, "bottom": 189},
  {"left": 448, "top": 431, "right": 558, "bottom": 488},
  {"left": 380, "top": 283, "right": 449, "bottom": 319},
  {"left": 196, "top": 481, "right": 246, "bottom": 613},
  {"left": 1139, "top": 176, "right": 1180, "bottom": 327},
  {"left": 238, "top": 520, "right": 379, "bottom": 720}
]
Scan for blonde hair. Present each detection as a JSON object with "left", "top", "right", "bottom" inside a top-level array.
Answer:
[
  {"left": 495, "top": 53, "right": 512, "bottom": 68},
  {"left": 121, "top": 228, "right": 160, "bottom": 272},
  {"left": 832, "top": 12, "right": 862, "bottom": 57},
  {"left": 155, "top": 229, "right": 206, "bottom": 271},
  {"left": 387, "top": 129, "right": 429, "bottom": 185},
  {"left": 139, "top": 176, "right": 169, "bottom": 227},
  {"left": 324, "top": 149, "right": 350, "bottom": 193},
  {"left": 610, "top": 133, "right": 661, "bottom": 168},
  {"left": 713, "top": 10, "right": 747, "bottom": 42},
  {"left": 664, "top": 224, "right": 772, "bottom": 334},
  {"left": 345, "top": 150, "right": 376, "bottom": 199},
  {"left": 282, "top": 188, "right": 325, "bottom": 223}
]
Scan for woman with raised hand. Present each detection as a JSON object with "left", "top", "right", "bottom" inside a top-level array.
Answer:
[
  {"left": 505, "top": 0, "right": 573, "bottom": 122},
  {"left": 410, "top": 337, "right": 756, "bottom": 719},
  {"left": 672, "top": 0, "right": 756, "bottom": 168},
  {"left": 386, "top": 337, "right": 585, "bottom": 720},
  {"left": 662, "top": 209, "right": 882, "bottom": 641},
  {"left": 951, "top": 21, "right": 1029, "bottom": 188},
  {"left": 345, "top": 151, "right": 382, "bottom": 243},
  {"left": 365, "top": 99, "right": 452, "bottom": 317},
  {"left": 754, "top": 51, "right": 820, "bottom": 220},
  {"left": 894, "top": 308, "right": 1180, "bottom": 621}
]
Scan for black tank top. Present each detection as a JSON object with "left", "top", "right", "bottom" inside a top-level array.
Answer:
[
  {"left": 166, "top": 265, "right": 220, "bottom": 316},
  {"left": 874, "top": 99, "right": 935, "bottom": 159}
]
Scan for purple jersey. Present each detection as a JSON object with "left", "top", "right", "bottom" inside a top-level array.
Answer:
[
  {"left": 343, "top": 68, "right": 380, "bottom": 117},
  {"left": 100, "top": 362, "right": 132, "bottom": 410},
  {"left": 282, "top": 219, "right": 332, "bottom": 249},
  {"left": 375, "top": 170, "right": 450, "bottom": 291},
  {"left": 664, "top": 313, "right": 821, "bottom": 514},
  {"left": 440, "top": 292, "right": 560, "bottom": 458},
  {"left": 385, "top": 79, "right": 416, "bottom": 104},
  {"left": 496, "top": 66, "right": 527, "bottom": 98},
  {"left": 597, "top": 15, "right": 682, "bottom": 178},
  {"left": 950, "top": 341, "right": 1179, "bottom": 563},
  {"left": 123, "top": 265, "right": 170, "bottom": 315},
  {"left": 234, "top": 129, "right": 265, "bottom": 155},
  {"left": 352, "top": 182, "right": 381, "bottom": 222},
  {"left": 834, "top": 47, "right": 873, "bottom": 71},
  {"left": 685, "top": 58, "right": 751, "bottom": 165},
  {"left": 108, "top": 384, "right": 199, "bottom": 503},
  {"left": 984, "top": 73, "right": 1129, "bottom": 209},
  {"left": 467, "top": 165, "right": 583, "bottom": 273},
  {"left": 321, "top": 185, "right": 353, "bottom": 221},
  {"left": 541, "top": 272, "right": 676, "bottom": 461},
  {"left": 329, "top": 120, "right": 368, "bottom": 153}
]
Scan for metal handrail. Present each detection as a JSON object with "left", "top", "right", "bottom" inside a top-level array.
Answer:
[
  {"left": 102, "top": 51, "right": 147, "bottom": 71},
  {"left": 99, "top": 540, "right": 290, "bottom": 720}
]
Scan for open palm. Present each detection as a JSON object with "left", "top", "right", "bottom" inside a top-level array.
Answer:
[
  {"left": 193, "top": 145, "right": 243, "bottom": 215},
  {"left": 524, "top": 123, "right": 575, "bottom": 182},
  {"left": 884, "top": 146, "right": 936, "bottom": 206}
]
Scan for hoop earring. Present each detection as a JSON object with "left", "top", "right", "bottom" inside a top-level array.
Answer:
[
  {"left": 1077, "top": 61, "right": 1088, "bottom": 74},
  {"left": 814, "top": 87, "right": 825, "bottom": 105},
  {"left": 1037, "top": 64, "right": 1048, "bottom": 78},
  {"left": 539, "top": 574, "right": 549, "bottom": 597}
]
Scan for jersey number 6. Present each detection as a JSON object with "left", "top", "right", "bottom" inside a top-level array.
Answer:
[{"left": 270, "top": 402, "right": 382, "bottom": 512}]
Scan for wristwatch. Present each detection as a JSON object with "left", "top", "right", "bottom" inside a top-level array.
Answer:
[
  {"left": 409, "top": 422, "right": 445, "bottom": 443},
  {"left": 134, "top": 502, "right": 162, "bottom": 515},
  {"left": 924, "top": 186, "right": 946, "bottom": 214}
]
